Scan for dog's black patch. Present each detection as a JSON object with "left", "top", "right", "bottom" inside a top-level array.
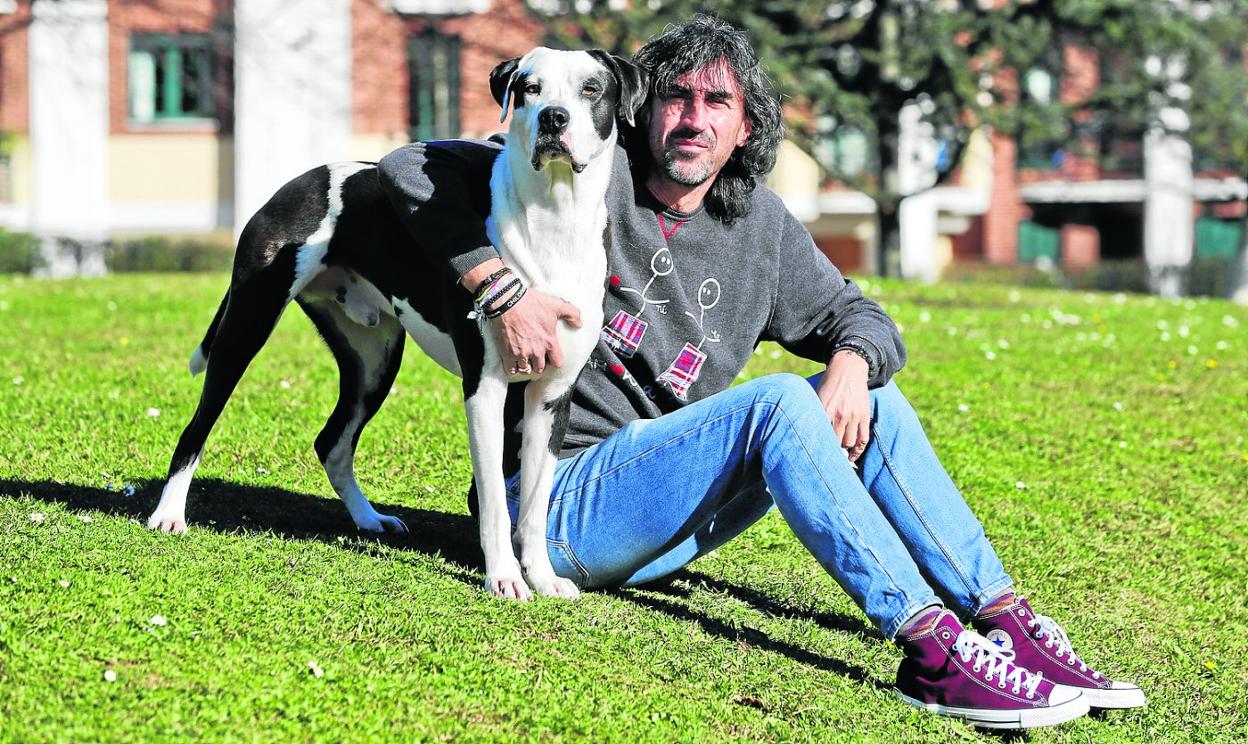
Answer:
[
  {"left": 590, "top": 71, "right": 618, "bottom": 142},
  {"left": 335, "top": 287, "right": 347, "bottom": 303},
  {"left": 543, "top": 388, "right": 575, "bottom": 456}
]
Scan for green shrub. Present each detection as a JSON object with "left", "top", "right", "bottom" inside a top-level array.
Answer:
[
  {"left": 0, "top": 229, "right": 39, "bottom": 274},
  {"left": 105, "top": 235, "right": 233, "bottom": 273}
]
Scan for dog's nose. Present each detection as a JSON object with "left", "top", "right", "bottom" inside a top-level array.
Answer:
[{"left": 538, "top": 106, "right": 570, "bottom": 133}]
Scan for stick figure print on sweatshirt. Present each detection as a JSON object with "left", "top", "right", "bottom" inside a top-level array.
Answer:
[
  {"left": 600, "top": 244, "right": 674, "bottom": 358},
  {"left": 658, "top": 277, "right": 721, "bottom": 401}
]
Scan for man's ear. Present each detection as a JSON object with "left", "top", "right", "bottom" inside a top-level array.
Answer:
[
  {"left": 586, "top": 49, "right": 649, "bottom": 127},
  {"left": 489, "top": 56, "right": 521, "bottom": 123}
]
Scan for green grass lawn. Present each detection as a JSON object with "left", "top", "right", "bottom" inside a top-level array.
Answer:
[{"left": 1, "top": 273, "right": 1245, "bottom": 742}]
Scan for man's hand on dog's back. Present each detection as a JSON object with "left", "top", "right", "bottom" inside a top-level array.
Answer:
[{"left": 462, "top": 258, "right": 583, "bottom": 374}]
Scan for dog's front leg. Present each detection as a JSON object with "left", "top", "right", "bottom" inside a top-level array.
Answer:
[
  {"left": 516, "top": 379, "right": 580, "bottom": 599},
  {"left": 465, "top": 371, "right": 531, "bottom": 601}
]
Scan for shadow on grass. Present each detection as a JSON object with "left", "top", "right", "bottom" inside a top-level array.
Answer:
[{"left": 4, "top": 477, "right": 886, "bottom": 691}]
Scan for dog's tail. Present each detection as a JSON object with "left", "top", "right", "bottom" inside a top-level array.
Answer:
[{"left": 189, "top": 289, "right": 229, "bottom": 377}]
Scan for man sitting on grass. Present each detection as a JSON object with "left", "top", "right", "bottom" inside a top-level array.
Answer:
[{"left": 378, "top": 15, "right": 1146, "bottom": 730}]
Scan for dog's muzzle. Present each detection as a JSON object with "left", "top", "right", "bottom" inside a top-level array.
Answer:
[{"left": 531, "top": 134, "right": 585, "bottom": 173}]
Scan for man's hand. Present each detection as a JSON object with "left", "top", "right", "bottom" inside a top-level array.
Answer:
[
  {"left": 461, "top": 258, "right": 582, "bottom": 374},
  {"left": 817, "top": 350, "right": 871, "bottom": 462},
  {"left": 487, "top": 289, "right": 582, "bottom": 374}
]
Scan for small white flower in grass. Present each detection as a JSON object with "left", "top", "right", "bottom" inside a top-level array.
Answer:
[
  {"left": 1157, "top": 319, "right": 1169, "bottom": 330},
  {"left": 390, "top": 386, "right": 399, "bottom": 395},
  {"left": 307, "top": 661, "right": 324, "bottom": 678},
  {"left": 958, "top": 404, "right": 969, "bottom": 412},
  {"left": 1160, "top": 332, "right": 1171, "bottom": 342},
  {"left": 1178, "top": 325, "right": 1190, "bottom": 338},
  {"left": 255, "top": 466, "right": 269, "bottom": 475},
  {"left": 279, "top": 379, "right": 291, "bottom": 389},
  {"left": 1015, "top": 481, "right": 1027, "bottom": 490},
  {"left": 146, "top": 408, "right": 161, "bottom": 418},
  {"left": 29, "top": 512, "right": 45, "bottom": 524},
  {"left": 984, "top": 351, "right": 997, "bottom": 361},
  {"left": 1113, "top": 401, "right": 1123, "bottom": 412},
  {"left": 1222, "top": 315, "right": 1239, "bottom": 328},
  {"left": 1113, "top": 293, "right": 1127, "bottom": 304},
  {"left": 103, "top": 669, "right": 117, "bottom": 682},
  {"left": 58, "top": 579, "right": 70, "bottom": 588},
  {"left": 946, "top": 326, "right": 959, "bottom": 336},
  {"left": 149, "top": 615, "right": 167, "bottom": 627},
  {"left": 1021, "top": 313, "right": 1031, "bottom": 324},
  {"left": 1119, "top": 441, "right": 1128, "bottom": 449},
  {"left": 1216, "top": 340, "right": 1229, "bottom": 351},
  {"left": 12, "top": 375, "right": 22, "bottom": 386},
  {"left": 106, "top": 301, "right": 117, "bottom": 311},
  {"left": 997, "top": 339, "right": 1009, "bottom": 349},
  {"left": 919, "top": 310, "right": 931, "bottom": 323},
  {"left": 1187, "top": 345, "right": 1198, "bottom": 356},
  {"left": 79, "top": 515, "right": 92, "bottom": 523},
  {"left": 1008, "top": 290, "right": 1021, "bottom": 303}
]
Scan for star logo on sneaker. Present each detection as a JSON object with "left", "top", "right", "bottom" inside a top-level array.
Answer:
[{"left": 986, "top": 629, "right": 1013, "bottom": 650}]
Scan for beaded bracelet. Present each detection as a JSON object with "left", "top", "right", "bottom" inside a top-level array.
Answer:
[
  {"left": 472, "top": 267, "right": 513, "bottom": 304},
  {"left": 482, "top": 284, "right": 527, "bottom": 319},
  {"left": 832, "top": 342, "right": 873, "bottom": 371}
]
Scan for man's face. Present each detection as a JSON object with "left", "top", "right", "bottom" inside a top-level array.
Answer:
[{"left": 646, "top": 61, "right": 752, "bottom": 188}]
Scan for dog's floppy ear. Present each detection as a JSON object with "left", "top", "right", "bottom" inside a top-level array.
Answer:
[
  {"left": 586, "top": 49, "right": 649, "bottom": 127},
  {"left": 490, "top": 56, "right": 521, "bottom": 123}
]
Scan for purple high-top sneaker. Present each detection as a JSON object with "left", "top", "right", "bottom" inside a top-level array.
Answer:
[
  {"left": 895, "top": 610, "right": 1088, "bottom": 730},
  {"left": 973, "top": 596, "right": 1146, "bottom": 710}
]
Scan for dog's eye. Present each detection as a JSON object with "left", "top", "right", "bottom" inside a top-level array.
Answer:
[
  {"left": 524, "top": 83, "right": 541, "bottom": 95},
  {"left": 582, "top": 85, "right": 599, "bottom": 97}
]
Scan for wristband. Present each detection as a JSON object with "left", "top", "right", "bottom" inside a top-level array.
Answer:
[
  {"left": 483, "top": 284, "right": 527, "bottom": 319},
  {"left": 832, "top": 342, "right": 873, "bottom": 370},
  {"left": 471, "top": 267, "right": 512, "bottom": 300}
]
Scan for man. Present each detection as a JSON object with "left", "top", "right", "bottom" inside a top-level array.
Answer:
[{"left": 378, "top": 15, "right": 1144, "bottom": 730}]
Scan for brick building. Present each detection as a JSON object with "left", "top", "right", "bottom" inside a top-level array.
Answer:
[{"left": 0, "top": 1, "right": 1243, "bottom": 289}]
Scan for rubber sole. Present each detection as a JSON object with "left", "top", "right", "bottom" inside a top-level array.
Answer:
[
  {"left": 895, "top": 688, "right": 1090, "bottom": 730},
  {"left": 1084, "top": 683, "right": 1147, "bottom": 710}
]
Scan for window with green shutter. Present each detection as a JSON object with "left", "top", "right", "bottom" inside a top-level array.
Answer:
[
  {"left": 1019, "top": 220, "right": 1061, "bottom": 262},
  {"left": 408, "top": 30, "right": 461, "bottom": 142},
  {"left": 129, "top": 34, "right": 216, "bottom": 123},
  {"left": 1195, "top": 217, "right": 1244, "bottom": 259}
]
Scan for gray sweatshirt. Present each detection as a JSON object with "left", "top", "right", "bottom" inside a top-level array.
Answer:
[{"left": 378, "top": 139, "right": 906, "bottom": 459}]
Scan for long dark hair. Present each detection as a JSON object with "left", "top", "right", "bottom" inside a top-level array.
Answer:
[{"left": 627, "top": 15, "right": 784, "bottom": 224}]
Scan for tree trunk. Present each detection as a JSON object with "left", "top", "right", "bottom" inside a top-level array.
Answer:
[{"left": 876, "top": 202, "right": 901, "bottom": 278}]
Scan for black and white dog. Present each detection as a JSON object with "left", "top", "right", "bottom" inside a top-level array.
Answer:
[{"left": 147, "top": 48, "right": 646, "bottom": 601}]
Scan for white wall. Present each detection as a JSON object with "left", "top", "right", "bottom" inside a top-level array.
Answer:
[
  {"left": 29, "top": 0, "right": 109, "bottom": 244},
  {"left": 234, "top": 0, "right": 353, "bottom": 234}
]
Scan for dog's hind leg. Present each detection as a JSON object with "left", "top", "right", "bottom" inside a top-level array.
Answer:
[
  {"left": 299, "top": 298, "right": 408, "bottom": 534},
  {"left": 466, "top": 369, "right": 531, "bottom": 601},
  {"left": 148, "top": 271, "right": 292, "bottom": 533},
  {"left": 515, "top": 379, "right": 580, "bottom": 599}
]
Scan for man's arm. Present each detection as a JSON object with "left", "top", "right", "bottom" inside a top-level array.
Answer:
[
  {"left": 764, "top": 211, "right": 906, "bottom": 461},
  {"left": 377, "top": 140, "right": 580, "bottom": 373}
]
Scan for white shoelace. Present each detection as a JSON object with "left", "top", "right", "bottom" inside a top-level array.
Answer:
[
  {"left": 1028, "top": 614, "right": 1102, "bottom": 678},
  {"left": 953, "top": 630, "right": 1045, "bottom": 698}
]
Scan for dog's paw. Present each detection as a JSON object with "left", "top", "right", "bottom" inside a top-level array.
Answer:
[
  {"left": 485, "top": 574, "right": 533, "bottom": 602},
  {"left": 354, "top": 512, "right": 408, "bottom": 534},
  {"left": 530, "top": 575, "right": 581, "bottom": 600},
  {"left": 146, "top": 512, "right": 187, "bottom": 534}
]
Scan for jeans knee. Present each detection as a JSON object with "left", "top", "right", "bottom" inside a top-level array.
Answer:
[{"left": 752, "top": 373, "right": 822, "bottom": 415}]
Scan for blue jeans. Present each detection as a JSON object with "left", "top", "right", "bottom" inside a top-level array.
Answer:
[{"left": 506, "top": 373, "right": 1012, "bottom": 640}]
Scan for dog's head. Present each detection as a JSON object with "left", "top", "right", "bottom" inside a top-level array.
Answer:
[{"left": 490, "top": 48, "right": 647, "bottom": 174}]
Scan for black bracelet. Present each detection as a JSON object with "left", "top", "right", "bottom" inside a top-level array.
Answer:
[
  {"left": 471, "top": 267, "right": 512, "bottom": 298},
  {"left": 483, "top": 284, "right": 527, "bottom": 319},
  {"left": 833, "top": 343, "right": 873, "bottom": 370},
  {"left": 480, "top": 277, "right": 521, "bottom": 310}
]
